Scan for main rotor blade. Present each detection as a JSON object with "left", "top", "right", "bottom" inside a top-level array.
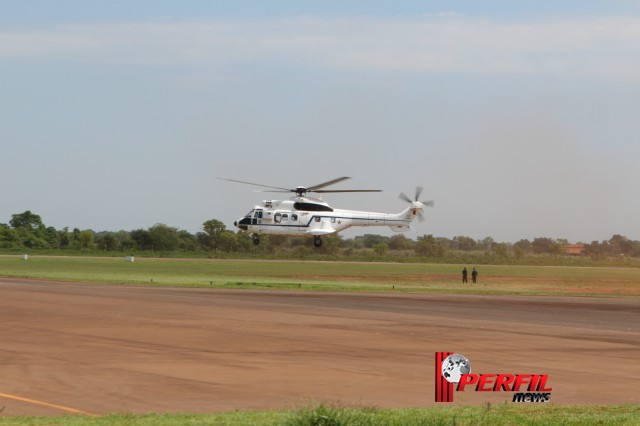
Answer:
[
  {"left": 217, "top": 177, "right": 290, "bottom": 192},
  {"left": 421, "top": 200, "right": 435, "bottom": 207},
  {"left": 306, "top": 176, "right": 351, "bottom": 191},
  {"left": 414, "top": 186, "right": 424, "bottom": 202},
  {"left": 399, "top": 192, "right": 413, "bottom": 204},
  {"left": 313, "top": 189, "right": 382, "bottom": 193}
]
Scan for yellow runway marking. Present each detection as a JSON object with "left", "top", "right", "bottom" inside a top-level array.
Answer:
[{"left": 0, "top": 392, "right": 97, "bottom": 416}]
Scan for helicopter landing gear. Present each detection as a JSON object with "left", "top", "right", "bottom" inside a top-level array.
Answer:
[
  {"left": 313, "top": 236, "right": 322, "bottom": 248},
  {"left": 252, "top": 234, "right": 260, "bottom": 245}
]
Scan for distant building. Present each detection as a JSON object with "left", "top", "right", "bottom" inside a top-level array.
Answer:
[{"left": 562, "top": 243, "right": 585, "bottom": 256}]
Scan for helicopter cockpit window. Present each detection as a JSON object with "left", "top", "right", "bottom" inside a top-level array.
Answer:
[{"left": 248, "top": 209, "right": 263, "bottom": 225}]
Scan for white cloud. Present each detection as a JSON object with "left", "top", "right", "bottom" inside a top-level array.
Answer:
[{"left": 1, "top": 14, "right": 639, "bottom": 79}]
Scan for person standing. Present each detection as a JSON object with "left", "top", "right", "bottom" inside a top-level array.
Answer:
[
  {"left": 472, "top": 268, "right": 478, "bottom": 284},
  {"left": 462, "top": 267, "right": 468, "bottom": 284}
]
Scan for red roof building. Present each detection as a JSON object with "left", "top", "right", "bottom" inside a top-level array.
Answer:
[{"left": 562, "top": 243, "right": 585, "bottom": 256}]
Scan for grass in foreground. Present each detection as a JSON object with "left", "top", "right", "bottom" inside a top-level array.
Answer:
[
  {"left": 1, "top": 404, "right": 639, "bottom": 425},
  {"left": 1, "top": 256, "right": 640, "bottom": 297}
]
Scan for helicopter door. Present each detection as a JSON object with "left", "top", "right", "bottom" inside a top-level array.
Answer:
[{"left": 252, "top": 209, "right": 263, "bottom": 225}]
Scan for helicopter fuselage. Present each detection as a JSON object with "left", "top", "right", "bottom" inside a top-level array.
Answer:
[
  {"left": 234, "top": 197, "right": 420, "bottom": 241},
  {"left": 221, "top": 176, "right": 431, "bottom": 247}
]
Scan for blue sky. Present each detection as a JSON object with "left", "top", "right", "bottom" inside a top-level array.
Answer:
[
  {"left": 1, "top": 1, "right": 639, "bottom": 242},
  {"left": 2, "top": 1, "right": 639, "bottom": 22}
]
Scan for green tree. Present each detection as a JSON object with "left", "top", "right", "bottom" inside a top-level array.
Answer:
[
  {"left": 514, "top": 239, "right": 531, "bottom": 253},
  {"left": 77, "top": 230, "right": 95, "bottom": 250},
  {"left": 116, "top": 231, "right": 135, "bottom": 251},
  {"left": 492, "top": 243, "right": 509, "bottom": 258},
  {"left": 415, "top": 235, "right": 447, "bottom": 258},
  {"left": 317, "top": 234, "right": 343, "bottom": 255},
  {"left": 148, "top": 224, "right": 180, "bottom": 251},
  {"left": 584, "top": 241, "right": 607, "bottom": 260},
  {"left": 72, "top": 228, "right": 82, "bottom": 247},
  {"left": 0, "top": 224, "right": 20, "bottom": 248},
  {"left": 234, "top": 231, "right": 253, "bottom": 252},
  {"left": 389, "top": 234, "right": 412, "bottom": 250},
  {"left": 130, "top": 228, "right": 152, "bottom": 250},
  {"left": 10, "top": 211, "right": 45, "bottom": 233},
  {"left": 373, "top": 242, "right": 389, "bottom": 256},
  {"left": 178, "top": 230, "right": 198, "bottom": 251},
  {"left": 452, "top": 235, "right": 477, "bottom": 251},
  {"left": 357, "top": 234, "right": 389, "bottom": 249},
  {"left": 549, "top": 241, "right": 564, "bottom": 257},
  {"left": 532, "top": 237, "right": 554, "bottom": 254},
  {"left": 15, "top": 227, "right": 46, "bottom": 248},
  {"left": 201, "top": 219, "right": 227, "bottom": 251},
  {"left": 268, "top": 235, "right": 290, "bottom": 248},
  {"left": 217, "top": 231, "right": 240, "bottom": 252},
  {"left": 480, "top": 237, "right": 494, "bottom": 251},
  {"left": 44, "top": 226, "right": 61, "bottom": 248},
  {"left": 609, "top": 234, "right": 633, "bottom": 256},
  {"left": 96, "top": 232, "right": 119, "bottom": 251},
  {"left": 437, "top": 237, "right": 453, "bottom": 250},
  {"left": 58, "top": 227, "right": 72, "bottom": 248},
  {"left": 9, "top": 211, "right": 48, "bottom": 247}
]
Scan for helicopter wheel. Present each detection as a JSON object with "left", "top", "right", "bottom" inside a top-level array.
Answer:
[
  {"left": 313, "top": 236, "right": 322, "bottom": 248},
  {"left": 252, "top": 235, "right": 260, "bottom": 245}
]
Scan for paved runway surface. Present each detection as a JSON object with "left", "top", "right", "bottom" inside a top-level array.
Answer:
[{"left": 0, "top": 278, "right": 638, "bottom": 415}]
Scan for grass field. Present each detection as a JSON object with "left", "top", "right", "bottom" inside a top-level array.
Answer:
[
  {"left": 1, "top": 404, "right": 639, "bottom": 425},
  {"left": 1, "top": 255, "right": 639, "bottom": 296}
]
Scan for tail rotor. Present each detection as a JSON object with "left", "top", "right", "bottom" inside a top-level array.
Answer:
[{"left": 399, "top": 186, "right": 434, "bottom": 222}]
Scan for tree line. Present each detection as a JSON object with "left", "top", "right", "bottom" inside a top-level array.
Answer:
[
  {"left": 2, "top": 210, "right": 640, "bottom": 262},
  {"left": 0, "top": 211, "right": 235, "bottom": 252}
]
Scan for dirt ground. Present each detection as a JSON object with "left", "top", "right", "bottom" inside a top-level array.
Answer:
[{"left": 0, "top": 277, "right": 638, "bottom": 416}]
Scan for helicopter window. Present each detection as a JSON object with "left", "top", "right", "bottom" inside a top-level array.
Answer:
[
  {"left": 291, "top": 214, "right": 298, "bottom": 222},
  {"left": 245, "top": 209, "right": 255, "bottom": 218},
  {"left": 281, "top": 214, "right": 288, "bottom": 222},
  {"left": 256, "top": 210, "right": 263, "bottom": 218},
  {"left": 274, "top": 213, "right": 282, "bottom": 223},
  {"left": 314, "top": 216, "right": 321, "bottom": 222},
  {"left": 293, "top": 202, "right": 333, "bottom": 212}
]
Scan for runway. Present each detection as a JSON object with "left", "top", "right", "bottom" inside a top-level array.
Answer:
[{"left": 0, "top": 277, "right": 638, "bottom": 415}]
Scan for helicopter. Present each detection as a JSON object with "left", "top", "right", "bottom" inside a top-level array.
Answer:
[{"left": 219, "top": 177, "right": 434, "bottom": 247}]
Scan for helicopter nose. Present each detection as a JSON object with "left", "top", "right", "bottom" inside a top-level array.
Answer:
[{"left": 234, "top": 220, "right": 238, "bottom": 228}]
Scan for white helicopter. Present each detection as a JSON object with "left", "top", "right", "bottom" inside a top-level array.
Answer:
[{"left": 220, "top": 177, "right": 434, "bottom": 247}]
